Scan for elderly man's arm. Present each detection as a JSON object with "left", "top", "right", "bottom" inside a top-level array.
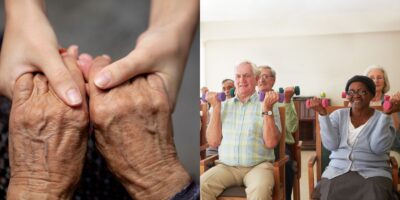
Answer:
[
  {"left": 205, "top": 92, "right": 223, "bottom": 148},
  {"left": 263, "top": 91, "right": 281, "bottom": 148}
]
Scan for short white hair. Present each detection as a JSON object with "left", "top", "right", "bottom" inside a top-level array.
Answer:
[
  {"left": 258, "top": 65, "right": 276, "bottom": 78},
  {"left": 235, "top": 60, "right": 260, "bottom": 77},
  {"left": 364, "top": 65, "right": 390, "bottom": 94}
]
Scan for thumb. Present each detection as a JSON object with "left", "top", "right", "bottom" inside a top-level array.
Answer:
[
  {"left": 89, "top": 55, "right": 113, "bottom": 97},
  {"left": 39, "top": 52, "right": 83, "bottom": 106},
  {"left": 93, "top": 50, "right": 154, "bottom": 89}
]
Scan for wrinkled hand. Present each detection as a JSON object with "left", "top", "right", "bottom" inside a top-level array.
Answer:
[
  {"left": 0, "top": 2, "right": 82, "bottom": 106},
  {"left": 308, "top": 97, "right": 327, "bottom": 116},
  {"left": 284, "top": 87, "right": 295, "bottom": 103},
  {"left": 88, "top": 56, "right": 190, "bottom": 200},
  {"left": 384, "top": 92, "right": 400, "bottom": 114},
  {"left": 263, "top": 91, "right": 279, "bottom": 111},
  {"left": 205, "top": 92, "right": 221, "bottom": 108},
  {"left": 7, "top": 49, "right": 88, "bottom": 199}
]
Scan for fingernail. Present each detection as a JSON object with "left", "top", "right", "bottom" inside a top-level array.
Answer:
[
  {"left": 102, "top": 54, "right": 111, "bottom": 59},
  {"left": 68, "top": 45, "right": 79, "bottom": 57},
  {"left": 95, "top": 71, "right": 111, "bottom": 88},
  {"left": 67, "top": 88, "right": 82, "bottom": 105}
]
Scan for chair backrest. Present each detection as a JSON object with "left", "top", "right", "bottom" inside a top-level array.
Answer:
[{"left": 277, "top": 106, "right": 286, "bottom": 160}]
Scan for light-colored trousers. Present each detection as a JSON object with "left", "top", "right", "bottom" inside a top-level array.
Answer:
[{"left": 200, "top": 161, "right": 274, "bottom": 200}]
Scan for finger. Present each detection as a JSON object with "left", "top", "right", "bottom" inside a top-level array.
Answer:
[
  {"left": 94, "top": 50, "right": 154, "bottom": 89},
  {"left": 89, "top": 56, "right": 113, "bottom": 97},
  {"left": 33, "top": 73, "right": 49, "bottom": 95},
  {"left": 39, "top": 49, "right": 83, "bottom": 106},
  {"left": 77, "top": 53, "right": 93, "bottom": 82},
  {"left": 61, "top": 45, "right": 86, "bottom": 97},
  {"left": 13, "top": 73, "right": 34, "bottom": 106}
]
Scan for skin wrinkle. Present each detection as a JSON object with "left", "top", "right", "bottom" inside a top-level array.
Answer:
[{"left": 8, "top": 72, "right": 88, "bottom": 199}]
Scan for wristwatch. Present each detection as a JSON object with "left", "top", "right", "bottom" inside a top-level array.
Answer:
[{"left": 262, "top": 110, "right": 273, "bottom": 116}]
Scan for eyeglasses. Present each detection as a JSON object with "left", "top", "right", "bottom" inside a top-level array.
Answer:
[
  {"left": 347, "top": 90, "right": 369, "bottom": 96},
  {"left": 369, "top": 76, "right": 384, "bottom": 81},
  {"left": 260, "top": 74, "right": 274, "bottom": 80}
]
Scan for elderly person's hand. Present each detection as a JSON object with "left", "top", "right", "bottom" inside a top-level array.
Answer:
[
  {"left": 284, "top": 87, "right": 295, "bottom": 103},
  {"left": 205, "top": 92, "right": 221, "bottom": 108},
  {"left": 263, "top": 91, "right": 279, "bottom": 111},
  {"left": 88, "top": 56, "right": 190, "bottom": 200},
  {"left": 384, "top": 91, "right": 400, "bottom": 114},
  {"left": 307, "top": 97, "right": 328, "bottom": 116},
  {"left": 7, "top": 47, "right": 89, "bottom": 199}
]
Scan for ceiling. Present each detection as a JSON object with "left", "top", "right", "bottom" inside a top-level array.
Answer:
[{"left": 201, "top": 0, "right": 400, "bottom": 41}]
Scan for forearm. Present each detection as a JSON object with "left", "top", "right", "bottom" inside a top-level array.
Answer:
[
  {"left": 285, "top": 101, "right": 298, "bottom": 134},
  {"left": 319, "top": 115, "right": 340, "bottom": 150},
  {"left": 5, "top": 0, "right": 46, "bottom": 19},
  {"left": 206, "top": 104, "right": 222, "bottom": 147},
  {"left": 263, "top": 115, "right": 280, "bottom": 148},
  {"left": 149, "top": 0, "right": 199, "bottom": 33},
  {"left": 370, "top": 114, "right": 396, "bottom": 154}
]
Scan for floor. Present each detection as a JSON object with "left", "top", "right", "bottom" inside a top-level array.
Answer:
[{"left": 297, "top": 150, "right": 314, "bottom": 200}]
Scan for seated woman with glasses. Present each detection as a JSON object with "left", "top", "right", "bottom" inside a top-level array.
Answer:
[
  {"left": 364, "top": 65, "right": 391, "bottom": 106},
  {"left": 308, "top": 75, "right": 400, "bottom": 200}
]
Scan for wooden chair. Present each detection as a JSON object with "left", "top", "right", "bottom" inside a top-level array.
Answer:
[
  {"left": 200, "top": 107, "right": 289, "bottom": 200},
  {"left": 291, "top": 129, "right": 302, "bottom": 200},
  {"left": 308, "top": 106, "right": 399, "bottom": 199}
]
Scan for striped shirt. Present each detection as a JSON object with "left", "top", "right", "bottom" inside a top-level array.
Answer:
[{"left": 218, "top": 92, "right": 282, "bottom": 167}]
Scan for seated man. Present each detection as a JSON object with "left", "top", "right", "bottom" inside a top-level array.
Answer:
[
  {"left": 6, "top": 48, "right": 198, "bottom": 200},
  {"left": 257, "top": 65, "right": 299, "bottom": 200},
  {"left": 200, "top": 61, "right": 282, "bottom": 200},
  {"left": 222, "top": 79, "right": 235, "bottom": 99}
]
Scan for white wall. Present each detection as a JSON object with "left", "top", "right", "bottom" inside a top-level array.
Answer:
[{"left": 202, "top": 31, "right": 400, "bottom": 105}]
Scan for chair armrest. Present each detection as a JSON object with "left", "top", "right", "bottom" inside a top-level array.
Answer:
[
  {"left": 390, "top": 156, "right": 399, "bottom": 188},
  {"left": 200, "top": 154, "right": 219, "bottom": 175},
  {"left": 273, "top": 155, "right": 289, "bottom": 168},
  {"left": 308, "top": 154, "right": 317, "bottom": 200},
  {"left": 295, "top": 140, "right": 303, "bottom": 178}
]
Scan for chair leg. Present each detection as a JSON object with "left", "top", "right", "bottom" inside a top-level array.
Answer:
[{"left": 293, "top": 174, "right": 300, "bottom": 200}]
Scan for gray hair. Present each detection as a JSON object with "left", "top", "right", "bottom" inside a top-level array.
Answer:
[
  {"left": 257, "top": 65, "right": 276, "bottom": 78},
  {"left": 364, "top": 65, "right": 390, "bottom": 94},
  {"left": 235, "top": 60, "right": 260, "bottom": 77}
]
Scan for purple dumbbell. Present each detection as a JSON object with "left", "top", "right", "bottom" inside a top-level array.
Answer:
[
  {"left": 259, "top": 92, "right": 284, "bottom": 103},
  {"left": 202, "top": 92, "right": 226, "bottom": 102}
]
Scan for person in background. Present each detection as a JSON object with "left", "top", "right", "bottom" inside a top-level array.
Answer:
[
  {"left": 257, "top": 65, "right": 299, "bottom": 200},
  {"left": 222, "top": 79, "right": 235, "bottom": 99},
  {"left": 364, "top": 65, "right": 390, "bottom": 106}
]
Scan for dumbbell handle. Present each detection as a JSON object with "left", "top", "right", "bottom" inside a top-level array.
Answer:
[
  {"left": 202, "top": 92, "right": 226, "bottom": 102},
  {"left": 306, "top": 98, "right": 329, "bottom": 109},
  {"left": 279, "top": 86, "right": 300, "bottom": 96},
  {"left": 259, "top": 92, "right": 284, "bottom": 103}
]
